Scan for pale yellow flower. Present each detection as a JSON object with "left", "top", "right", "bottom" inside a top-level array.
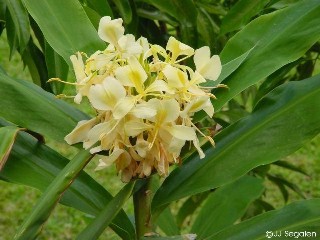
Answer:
[
  {"left": 98, "top": 16, "right": 124, "bottom": 46},
  {"left": 63, "top": 15, "right": 222, "bottom": 181},
  {"left": 194, "top": 46, "right": 222, "bottom": 81},
  {"left": 166, "top": 36, "right": 194, "bottom": 63}
]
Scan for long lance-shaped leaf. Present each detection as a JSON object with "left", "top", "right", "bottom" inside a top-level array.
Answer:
[
  {"left": 77, "top": 182, "right": 135, "bottom": 240},
  {"left": 220, "top": 0, "right": 270, "bottom": 34},
  {"left": 205, "top": 199, "right": 320, "bottom": 240},
  {"left": 110, "top": 0, "right": 132, "bottom": 24},
  {"left": 4, "top": 0, "right": 30, "bottom": 53},
  {"left": 14, "top": 149, "right": 93, "bottom": 240},
  {"left": 213, "top": 0, "right": 320, "bottom": 111},
  {"left": 140, "top": 0, "right": 197, "bottom": 46},
  {"left": 191, "top": 176, "right": 264, "bottom": 239},
  {"left": 0, "top": 72, "right": 88, "bottom": 142},
  {"left": 152, "top": 74, "right": 320, "bottom": 211},
  {"left": 143, "top": 235, "right": 197, "bottom": 240},
  {"left": 0, "top": 119, "right": 135, "bottom": 240},
  {"left": 21, "top": 0, "right": 105, "bottom": 64},
  {"left": 0, "top": 125, "right": 24, "bottom": 170}
]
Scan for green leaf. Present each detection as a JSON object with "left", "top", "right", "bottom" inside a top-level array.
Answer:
[
  {"left": 156, "top": 207, "right": 180, "bottom": 236},
  {"left": 45, "top": 41, "right": 69, "bottom": 94},
  {"left": 86, "top": 0, "right": 113, "bottom": 18},
  {"left": 136, "top": 8, "right": 178, "bottom": 27},
  {"left": 77, "top": 182, "right": 135, "bottom": 240},
  {"left": 83, "top": 6, "right": 101, "bottom": 30},
  {"left": 202, "top": 47, "right": 254, "bottom": 88},
  {"left": 15, "top": 149, "right": 93, "bottom": 240},
  {"left": 191, "top": 176, "right": 264, "bottom": 239},
  {"left": 196, "top": 8, "right": 217, "bottom": 50},
  {"left": 5, "top": 7, "right": 19, "bottom": 57},
  {"left": 21, "top": 0, "right": 105, "bottom": 64},
  {"left": 214, "top": 0, "right": 320, "bottom": 111},
  {"left": 140, "top": 0, "right": 197, "bottom": 46},
  {"left": 0, "top": 118, "right": 135, "bottom": 239},
  {"left": 176, "top": 192, "right": 210, "bottom": 227},
  {"left": 0, "top": 72, "right": 88, "bottom": 142},
  {"left": 221, "top": 0, "right": 270, "bottom": 34},
  {"left": 172, "top": 0, "right": 197, "bottom": 46},
  {"left": 110, "top": 0, "right": 132, "bottom": 24},
  {"left": 152, "top": 74, "right": 320, "bottom": 211},
  {"left": 267, "top": 174, "right": 306, "bottom": 199},
  {"left": 0, "top": 125, "right": 24, "bottom": 170},
  {"left": 4, "top": 0, "right": 30, "bottom": 52},
  {"left": 21, "top": 39, "right": 51, "bottom": 92},
  {"left": 140, "top": 0, "right": 179, "bottom": 20},
  {"left": 143, "top": 235, "right": 196, "bottom": 240},
  {"left": 205, "top": 199, "right": 320, "bottom": 240},
  {"left": 273, "top": 160, "right": 308, "bottom": 176}
]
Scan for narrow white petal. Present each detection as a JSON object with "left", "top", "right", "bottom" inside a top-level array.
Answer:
[
  {"left": 194, "top": 46, "right": 210, "bottom": 72},
  {"left": 166, "top": 36, "right": 194, "bottom": 61},
  {"left": 146, "top": 80, "right": 170, "bottom": 93},
  {"left": 64, "top": 118, "right": 96, "bottom": 145},
  {"left": 202, "top": 55, "right": 222, "bottom": 81},
  {"left": 88, "top": 77, "right": 126, "bottom": 111},
  {"left": 95, "top": 149, "right": 124, "bottom": 170},
  {"left": 166, "top": 125, "right": 196, "bottom": 140},
  {"left": 193, "top": 137, "right": 205, "bottom": 159},
  {"left": 70, "top": 52, "right": 86, "bottom": 82},
  {"left": 125, "top": 120, "right": 150, "bottom": 137},
  {"left": 113, "top": 96, "right": 135, "bottom": 119},
  {"left": 131, "top": 102, "right": 157, "bottom": 118},
  {"left": 162, "top": 65, "right": 187, "bottom": 88},
  {"left": 194, "top": 46, "right": 222, "bottom": 81},
  {"left": 98, "top": 16, "right": 124, "bottom": 45}
]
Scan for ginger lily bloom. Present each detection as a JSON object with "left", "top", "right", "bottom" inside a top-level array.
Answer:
[
  {"left": 62, "top": 15, "right": 222, "bottom": 181},
  {"left": 98, "top": 16, "right": 124, "bottom": 46},
  {"left": 194, "top": 46, "right": 222, "bottom": 81}
]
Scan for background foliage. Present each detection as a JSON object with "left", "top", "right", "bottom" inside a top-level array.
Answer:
[{"left": 0, "top": 0, "right": 320, "bottom": 239}]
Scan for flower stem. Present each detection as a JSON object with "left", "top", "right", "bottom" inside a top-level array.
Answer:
[{"left": 133, "top": 178, "right": 153, "bottom": 239}]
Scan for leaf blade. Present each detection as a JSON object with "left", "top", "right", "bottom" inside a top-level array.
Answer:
[
  {"left": 153, "top": 74, "right": 320, "bottom": 211},
  {"left": 191, "top": 176, "right": 264, "bottom": 239},
  {"left": 214, "top": 0, "right": 320, "bottom": 111},
  {"left": 0, "top": 72, "right": 88, "bottom": 142},
  {"left": 77, "top": 182, "right": 135, "bottom": 240},
  {"left": 205, "top": 199, "right": 320, "bottom": 240},
  {"left": 21, "top": 0, "right": 105, "bottom": 64}
]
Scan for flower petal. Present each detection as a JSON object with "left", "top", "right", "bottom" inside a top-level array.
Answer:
[
  {"left": 166, "top": 36, "right": 194, "bottom": 61},
  {"left": 70, "top": 52, "right": 86, "bottom": 82},
  {"left": 95, "top": 149, "right": 124, "bottom": 170},
  {"left": 145, "top": 80, "right": 170, "bottom": 93},
  {"left": 162, "top": 65, "right": 188, "bottom": 88},
  {"left": 64, "top": 118, "right": 97, "bottom": 145},
  {"left": 115, "top": 56, "right": 147, "bottom": 93},
  {"left": 113, "top": 96, "right": 135, "bottom": 119},
  {"left": 84, "top": 119, "right": 117, "bottom": 149},
  {"left": 88, "top": 77, "right": 126, "bottom": 111},
  {"left": 147, "top": 98, "right": 180, "bottom": 123},
  {"left": 98, "top": 16, "right": 124, "bottom": 45},
  {"left": 194, "top": 46, "right": 222, "bottom": 81},
  {"left": 193, "top": 137, "right": 205, "bottom": 159},
  {"left": 118, "top": 34, "right": 143, "bottom": 58},
  {"left": 125, "top": 119, "right": 150, "bottom": 137},
  {"left": 166, "top": 125, "right": 196, "bottom": 140},
  {"left": 131, "top": 102, "right": 157, "bottom": 119},
  {"left": 181, "top": 96, "right": 214, "bottom": 117}
]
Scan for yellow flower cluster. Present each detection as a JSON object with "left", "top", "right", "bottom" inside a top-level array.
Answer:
[{"left": 63, "top": 16, "right": 222, "bottom": 182}]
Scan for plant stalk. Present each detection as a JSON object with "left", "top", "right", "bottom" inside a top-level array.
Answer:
[{"left": 133, "top": 178, "right": 153, "bottom": 239}]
